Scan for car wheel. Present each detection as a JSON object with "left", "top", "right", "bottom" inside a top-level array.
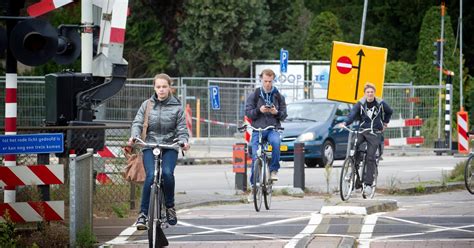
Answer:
[
  {"left": 305, "top": 159, "right": 318, "bottom": 168},
  {"left": 318, "top": 140, "right": 335, "bottom": 167}
]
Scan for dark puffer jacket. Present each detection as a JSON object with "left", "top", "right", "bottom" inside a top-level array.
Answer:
[
  {"left": 131, "top": 94, "right": 189, "bottom": 144},
  {"left": 345, "top": 97, "right": 393, "bottom": 132}
]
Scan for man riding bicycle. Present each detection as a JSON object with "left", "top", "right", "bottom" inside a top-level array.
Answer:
[
  {"left": 338, "top": 82, "right": 393, "bottom": 197},
  {"left": 245, "top": 69, "right": 287, "bottom": 185}
]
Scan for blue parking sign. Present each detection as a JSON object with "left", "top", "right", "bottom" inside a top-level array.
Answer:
[
  {"left": 280, "top": 49, "right": 289, "bottom": 73},
  {"left": 209, "top": 86, "right": 220, "bottom": 110}
]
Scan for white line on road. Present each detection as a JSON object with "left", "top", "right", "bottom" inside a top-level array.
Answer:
[
  {"left": 358, "top": 212, "right": 385, "bottom": 248},
  {"left": 168, "top": 215, "right": 310, "bottom": 241},
  {"left": 284, "top": 212, "right": 322, "bottom": 248},
  {"left": 101, "top": 225, "right": 138, "bottom": 246}
]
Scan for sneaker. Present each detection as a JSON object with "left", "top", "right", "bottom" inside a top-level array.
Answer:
[
  {"left": 166, "top": 207, "right": 178, "bottom": 225},
  {"left": 247, "top": 187, "right": 254, "bottom": 202},
  {"left": 135, "top": 213, "right": 148, "bottom": 230},
  {"left": 363, "top": 185, "right": 372, "bottom": 197},
  {"left": 270, "top": 171, "right": 279, "bottom": 181}
]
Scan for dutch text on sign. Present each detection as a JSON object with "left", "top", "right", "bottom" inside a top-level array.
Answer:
[
  {"left": 0, "top": 133, "right": 64, "bottom": 154},
  {"left": 327, "top": 41, "right": 387, "bottom": 103}
]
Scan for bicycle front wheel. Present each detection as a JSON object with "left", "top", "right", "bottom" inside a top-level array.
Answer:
[
  {"left": 465, "top": 156, "right": 474, "bottom": 194},
  {"left": 147, "top": 184, "right": 157, "bottom": 248},
  {"left": 340, "top": 157, "right": 355, "bottom": 201},
  {"left": 263, "top": 160, "right": 272, "bottom": 210},
  {"left": 253, "top": 158, "right": 263, "bottom": 212}
]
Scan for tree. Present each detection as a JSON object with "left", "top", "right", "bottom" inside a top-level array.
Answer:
[
  {"left": 267, "top": 0, "right": 312, "bottom": 60},
  {"left": 175, "top": 0, "right": 272, "bottom": 77},
  {"left": 124, "top": 0, "right": 172, "bottom": 77},
  {"left": 303, "top": 11, "right": 342, "bottom": 60},
  {"left": 385, "top": 61, "right": 414, "bottom": 84}
]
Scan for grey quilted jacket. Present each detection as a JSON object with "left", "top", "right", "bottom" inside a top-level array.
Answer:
[{"left": 131, "top": 94, "right": 189, "bottom": 145}]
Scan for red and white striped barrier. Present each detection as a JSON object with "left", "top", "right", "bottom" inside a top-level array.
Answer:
[
  {"left": 457, "top": 110, "right": 469, "bottom": 153},
  {"left": 0, "top": 201, "right": 64, "bottom": 223},
  {"left": 387, "top": 118, "right": 423, "bottom": 128},
  {"left": 384, "top": 118, "right": 424, "bottom": 147},
  {"left": 244, "top": 116, "right": 252, "bottom": 144},
  {"left": 191, "top": 117, "right": 238, "bottom": 127},
  {"left": 0, "top": 165, "right": 64, "bottom": 187},
  {"left": 0, "top": 165, "right": 64, "bottom": 222},
  {"left": 27, "top": 0, "right": 74, "bottom": 17},
  {"left": 186, "top": 104, "right": 193, "bottom": 138},
  {"left": 96, "top": 146, "right": 126, "bottom": 185},
  {"left": 384, "top": 137, "right": 425, "bottom": 147}
]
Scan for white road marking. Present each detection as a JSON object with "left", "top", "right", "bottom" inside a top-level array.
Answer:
[
  {"left": 101, "top": 225, "right": 138, "bottom": 245},
  {"left": 358, "top": 212, "right": 384, "bottom": 248},
  {"left": 284, "top": 213, "right": 322, "bottom": 248}
]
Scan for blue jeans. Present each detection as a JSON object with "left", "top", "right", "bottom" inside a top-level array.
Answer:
[
  {"left": 140, "top": 148, "right": 178, "bottom": 215},
  {"left": 250, "top": 130, "right": 281, "bottom": 184}
]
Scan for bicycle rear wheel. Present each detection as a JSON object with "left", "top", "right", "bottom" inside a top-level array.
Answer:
[
  {"left": 340, "top": 157, "right": 355, "bottom": 201},
  {"left": 465, "top": 156, "right": 474, "bottom": 194},
  {"left": 253, "top": 158, "right": 263, "bottom": 212},
  {"left": 263, "top": 160, "right": 272, "bottom": 210}
]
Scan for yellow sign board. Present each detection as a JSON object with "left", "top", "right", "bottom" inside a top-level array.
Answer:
[{"left": 327, "top": 41, "right": 387, "bottom": 103}]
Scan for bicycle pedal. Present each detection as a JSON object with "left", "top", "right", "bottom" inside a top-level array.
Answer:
[{"left": 161, "top": 222, "right": 170, "bottom": 229}]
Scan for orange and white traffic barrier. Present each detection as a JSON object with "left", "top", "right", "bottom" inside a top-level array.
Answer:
[
  {"left": 0, "top": 165, "right": 64, "bottom": 222},
  {"left": 96, "top": 146, "right": 125, "bottom": 185},
  {"left": 457, "top": 109, "right": 469, "bottom": 154}
]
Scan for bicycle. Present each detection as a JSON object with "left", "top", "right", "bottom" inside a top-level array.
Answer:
[
  {"left": 133, "top": 137, "right": 184, "bottom": 248},
  {"left": 338, "top": 126, "right": 381, "bottom": 201},
  {"left": 238, "top": 124, "right": 283, "bottom": 212},
  {"left": 466, "top": 154, "right": 474, "bottom": 194}
]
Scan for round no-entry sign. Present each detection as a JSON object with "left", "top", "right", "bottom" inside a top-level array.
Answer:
[{"left": 336, "top": 56, "right": 352, "bottom": 74}]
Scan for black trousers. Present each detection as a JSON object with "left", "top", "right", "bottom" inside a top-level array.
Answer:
[{"left": 356, "top": 131, "right": 381, "bottom": 186}]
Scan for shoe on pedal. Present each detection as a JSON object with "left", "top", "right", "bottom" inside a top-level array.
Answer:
[
  {"left": 166, "top": 207, "right": 178, "bottom": 226},
  {"left": 363, "top": 184, "right": 372, "bottom": 197},
  {"left": 270, "top": 171, "right": 279, "bottom": 181},
  {"left": 247, "top": 188, "right": 254, "bottom": 202},
  {"left": 135, "top": 212, "right": 148, "bottom": 230}
]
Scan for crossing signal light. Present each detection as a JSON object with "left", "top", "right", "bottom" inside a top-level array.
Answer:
[{"left": 9, "top": 18, "right": 81, "bottom": 66}]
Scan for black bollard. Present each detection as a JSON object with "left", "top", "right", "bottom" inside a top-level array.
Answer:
[{"left": 294, "top": 142, "right": 305, "bottom": 190}]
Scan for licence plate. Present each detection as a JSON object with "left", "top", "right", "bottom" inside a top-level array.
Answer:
[{"left": 267, "top": 145, "right": 288, "bottom": 152}]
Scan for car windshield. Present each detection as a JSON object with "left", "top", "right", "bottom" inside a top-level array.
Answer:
[{"left": 286, "top": 102, "right": 335, "bottom": 122}]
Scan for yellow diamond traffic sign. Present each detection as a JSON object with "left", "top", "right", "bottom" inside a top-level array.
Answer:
[{"left": 327, "top": 41, "right": 388, "bottom": 103}]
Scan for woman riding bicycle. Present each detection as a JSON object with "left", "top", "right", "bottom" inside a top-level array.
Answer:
[
  {"left": 129, "top": 73, "right": 190, "bottom": 229},
  {"left": 337, "top": 82, "right": 392, "bottom": 197}
]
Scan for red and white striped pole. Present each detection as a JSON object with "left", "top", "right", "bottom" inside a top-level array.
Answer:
[
  {"left": 457, "top": 108, "right": 469, "bottom": 154},
  {"left": 3, "top": 1, "right": 22, "bottom": 203},
  {"left": 4, "top": 73, "right": 17, "bottom": 203},
  {"left": 186, "top": 104, "right": 193, "bottom": 138}
]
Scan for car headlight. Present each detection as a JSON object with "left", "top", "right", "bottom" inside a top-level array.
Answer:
[{"left": 296, "top": 132, "right": 316, "bottom": 142}]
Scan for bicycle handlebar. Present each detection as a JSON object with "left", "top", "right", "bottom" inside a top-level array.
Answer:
[
  {"left": 337, "top": 125, "right": 380, "bottom": 135},
  {"left": 237, "top": 124, "right": 284, "bottom": 133},
  {"left": 132, "top": 137, "right": 184, "bottom": 151}
]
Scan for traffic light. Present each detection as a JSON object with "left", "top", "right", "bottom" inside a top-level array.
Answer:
[
  {"left": 433, "top": 40, "right": 442, "bottom": 67},
  {"left": 9, "top": 18, "right": 81, "bottom": 66}
]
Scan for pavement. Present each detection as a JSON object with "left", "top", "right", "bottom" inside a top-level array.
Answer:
[{"left": 93, "top": 146, "right": 469, "bottom": 248}]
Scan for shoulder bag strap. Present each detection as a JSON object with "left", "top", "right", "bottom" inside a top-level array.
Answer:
[{"left": 141, "top": 100, "right": 153, "bottom": 139}]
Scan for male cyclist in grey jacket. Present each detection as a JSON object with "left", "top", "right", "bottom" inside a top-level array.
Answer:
[
  {"left": 129, "top": 73, "right": 190, "bottom": 229},
  {"left": 338, "top": 82, "right": 393, "bottom": 197}
]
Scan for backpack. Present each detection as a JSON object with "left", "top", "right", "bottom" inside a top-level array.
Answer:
[{"left": 253, "top": 87, "right": 282, "bottom": 107}]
